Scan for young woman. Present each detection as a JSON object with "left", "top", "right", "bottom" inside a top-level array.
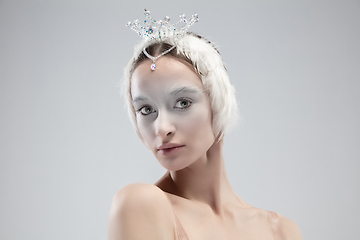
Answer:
[{"left": 108, "top": 11, "right": 303, "bottom": 240}]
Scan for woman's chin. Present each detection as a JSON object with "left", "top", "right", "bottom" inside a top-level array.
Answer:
[{"left": 157, "top": 160, "right": 189, "bottom": 172}]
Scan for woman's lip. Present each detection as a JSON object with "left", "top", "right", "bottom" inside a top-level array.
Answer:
[
  {"left": 158, "top": 143, "right": 184, "bottom": 151},
  {"left": 158, "top": 145, "right": 185, "bottom": 156}
]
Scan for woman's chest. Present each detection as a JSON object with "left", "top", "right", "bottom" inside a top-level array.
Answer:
[
  {"left": 166, "top": 192, "right": 280, "bottom": 240},
  {"left": 184, "top": 216, "right": 275, "bottom": 240}
]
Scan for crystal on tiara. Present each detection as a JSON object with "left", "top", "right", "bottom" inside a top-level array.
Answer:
[
  {"left": 126, "top": 9, "right": 199, "bottom": 41},
  {"left": 151, "top": 63, "right": 156, "bottom": 70},
  {"left": 126, "top": 9, "right": 199, "bottom": 70}
]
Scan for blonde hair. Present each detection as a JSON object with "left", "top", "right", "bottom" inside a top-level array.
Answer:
[{"left": 122, "top": 33, "right": 239, "bottom": 140}]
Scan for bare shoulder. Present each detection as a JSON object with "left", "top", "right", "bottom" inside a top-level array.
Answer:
[
  {"left": 111, "top": 183, "right": 168, "bottom": 208},
  {"left": 267, "top": 210, "right": 303, "bottom": 240},
  {"left": 277, "top": 213, "right": 303, "bottom": 240},
  {"left": 108, "top": 183, "right": 175, "bottom": 240}
]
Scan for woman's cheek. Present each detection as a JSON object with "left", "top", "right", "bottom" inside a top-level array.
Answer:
[
  {"left": 183, "top": 109, "right": 212, "bottom": 136},
  {"left": 137, "top": 118, "right": 155, "bottom": 143}
]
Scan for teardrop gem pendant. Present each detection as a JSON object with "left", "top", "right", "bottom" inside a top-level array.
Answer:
[{"left": 151, "top": 63, "right": 156, "bottom": 71}]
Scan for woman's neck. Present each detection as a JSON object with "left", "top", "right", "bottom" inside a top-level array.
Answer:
[{"left": 155, "top": 139, "right": 248, "bottom": 215}]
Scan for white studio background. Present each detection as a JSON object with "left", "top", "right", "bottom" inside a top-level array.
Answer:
[{"left": 1, "top": 0, "right": 359, "bottom": 239}]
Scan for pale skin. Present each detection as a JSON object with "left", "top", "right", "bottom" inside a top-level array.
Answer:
[{"left": 108, "top": 56, "right": 303, "bottom": 240}]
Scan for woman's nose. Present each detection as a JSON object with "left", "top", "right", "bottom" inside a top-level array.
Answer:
[{"left": 155, "top": 112, "right": 176, "bottom": 139}]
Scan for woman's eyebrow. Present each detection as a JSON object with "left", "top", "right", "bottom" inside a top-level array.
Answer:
[
  {"left": 168, "top": 86, "right": 203, "bottom": 95},
  {"left": 132, "top": 96, "right": 148, "bottom": 103},
  {"left": 132, "top": 86, "right": 202, "bottom": 103}
]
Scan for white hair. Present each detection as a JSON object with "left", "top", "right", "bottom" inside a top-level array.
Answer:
[{"left": 122, "top": 33, "right": 239, "bottom": 141}]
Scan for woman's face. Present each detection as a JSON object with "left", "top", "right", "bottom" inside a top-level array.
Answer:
[{"left": 131, "top": 57, "right": 215, "bottom": 171}]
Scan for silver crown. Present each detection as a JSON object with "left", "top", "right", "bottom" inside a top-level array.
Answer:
[{"left": 126, "top": 9, "right": 199, "bottom": 41}]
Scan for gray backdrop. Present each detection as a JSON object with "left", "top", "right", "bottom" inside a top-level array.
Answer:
[{"left": 1, "top": 0, "right": 359, "bottom": 239}]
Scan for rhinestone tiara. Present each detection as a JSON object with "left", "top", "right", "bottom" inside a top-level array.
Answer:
[{"left": 126, "top": 9, "right": 199, "bottom": 41}]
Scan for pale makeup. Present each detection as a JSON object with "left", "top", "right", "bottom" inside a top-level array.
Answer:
[
  {"left": 131, "top": 57, "right": 216, "bottom": 171},
  {"left": 109, "top": 56, "right": 303, "bottom": 240}
]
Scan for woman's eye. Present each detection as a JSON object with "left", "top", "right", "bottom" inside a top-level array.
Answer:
[
  {"left": 139, "top": 106, "right": 155, "bottom": 115},
  {"left": 175, "top": 99, "right": 192, "bottom": 109}
]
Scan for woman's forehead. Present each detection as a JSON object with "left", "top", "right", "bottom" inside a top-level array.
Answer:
[{"left": 131, "top": 57, "right": 203, "bottom": 93}]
